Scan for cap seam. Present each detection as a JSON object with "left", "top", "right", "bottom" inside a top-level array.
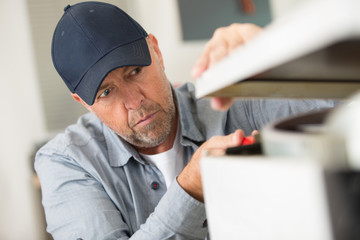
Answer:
[
  {"left": 52, "top": 10, "right": 101, "bottom": 91},
  {"left": 69, "top": 3, "right": 145, "bottom": 56},
  {"left": 68, "top": 8, "right": 103, "bottom": 55},
  {"left": 68, "top": 4, "right": 145, "bottom": 89}
]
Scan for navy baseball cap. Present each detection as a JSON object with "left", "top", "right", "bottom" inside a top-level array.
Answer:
[{"left": 52, "top": 1, "right": 151, "bottom": 105}]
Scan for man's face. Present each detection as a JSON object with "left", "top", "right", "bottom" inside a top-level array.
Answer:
[{"left": 73, "top": 35, "right": 176, "bottom": 152}]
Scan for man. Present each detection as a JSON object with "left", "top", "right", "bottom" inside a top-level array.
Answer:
[{"left": 35, "top": 2, "right": 336, "bottom": 239}]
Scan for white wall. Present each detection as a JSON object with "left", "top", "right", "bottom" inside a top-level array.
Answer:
[
  {"left": 0, "top": 1, "right": 47, "bottom": 240},
  {"left": 127, "top": 0, "right": 207, "bottom": 85}
]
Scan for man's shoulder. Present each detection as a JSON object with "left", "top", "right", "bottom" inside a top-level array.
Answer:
[
  {"left": 40, "top": 112, "right": 106, "bottom": 155},
  {"left": 175, "top": 82, "right": 231, "bottom": 137},
  {"left": 174, "top": 82, "right": 211, "bottom": 108}
]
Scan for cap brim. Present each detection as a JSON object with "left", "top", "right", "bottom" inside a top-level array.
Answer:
[{"left": 75, "top": 38, "right": 151, "bottom": 105}]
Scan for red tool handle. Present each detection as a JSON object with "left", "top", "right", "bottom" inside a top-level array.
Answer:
[{"left": 241, "top": 136, "right": 255, "bottom": 145}]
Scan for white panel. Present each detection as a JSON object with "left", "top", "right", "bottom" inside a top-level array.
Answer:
[{"left": 201, "top": 156, "right": 333, "bottom": 240}]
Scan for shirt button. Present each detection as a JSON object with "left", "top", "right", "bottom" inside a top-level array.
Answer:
[
  {"left": 202, "top": 219, "right": 208, "bottom": 228},
  {"left": 151, "top": 181, "right": 160, "bottom": 190}
]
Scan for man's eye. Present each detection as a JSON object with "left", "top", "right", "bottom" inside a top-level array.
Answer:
[
  {"left": 130, "top": 67, "right": 141, "bottom": 76},
  {"left": 99, "top": 88, "right": 111, "bottom": 98}
]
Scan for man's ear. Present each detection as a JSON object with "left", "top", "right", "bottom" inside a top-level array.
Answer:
[
  {"left": 71, "top": 93, "right": 91, "bottom": 111},
  {"left": 71, "top": 93, "right": 82, "bottom": 103},
  {"left": 147, "top": 33, "right": 165, "bottom": 71}
]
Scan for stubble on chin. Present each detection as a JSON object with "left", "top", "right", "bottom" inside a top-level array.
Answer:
[{"left": 118, "top": 101, "right": 175, "bottom": 148}]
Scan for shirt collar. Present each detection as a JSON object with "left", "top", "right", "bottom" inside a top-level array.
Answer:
[
  {"left": 174, "top": 85, "right": 205, "bottom": 144},
  {"left": 103, "top": 126, "right": 145, "bottom": 167}
]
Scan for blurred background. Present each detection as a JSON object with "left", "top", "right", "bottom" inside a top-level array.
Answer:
[{"left": 0, "top": 0, "right": 301, "bottom": 239}]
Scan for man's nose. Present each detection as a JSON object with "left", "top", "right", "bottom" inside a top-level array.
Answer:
[{"left": 121, "top": 86, "right": 144, "bottom": 110}]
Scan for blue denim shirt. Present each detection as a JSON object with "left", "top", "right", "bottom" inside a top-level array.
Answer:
[{"left": 35, "top": 83, "right": 336, "bottom": 240}]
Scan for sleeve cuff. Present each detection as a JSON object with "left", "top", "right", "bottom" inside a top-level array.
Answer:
[{"left": 154, "top": 179, "right": 208, "bottom": 238}]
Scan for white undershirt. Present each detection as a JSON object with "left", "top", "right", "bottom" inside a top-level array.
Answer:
[{"left": 140, "top": 125, "right": 184, "bottom": 188}]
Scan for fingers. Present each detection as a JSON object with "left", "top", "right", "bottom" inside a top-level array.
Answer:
[
  {"left": 241, "top": 130, "right": 259, "bottom": 145},
  {"left": 205, "top": 129, "right": 245, "bottom": 151},
  {"left": 191, "top": 53, "right": 209, "bottom": 79},
  {"left": 177, "top": 129, "right": 256, "bottom": 202},
  {"left": 208, "top": 43, "right": 227, "bottom": 69},
  {"left": 231, "top": 129, "right": 245, "bottom": 146},
  {"left": 206, "top": 28, "right": 242, "bottom": 69},
  {"left": 192, "top": 23, "right": 263, "bottom": 79},
  {"left": 192, "top": 23, "right": 263, "bottom": 111},
  {"left": 251, "top": 130, "right": 259, "bottom": 136},
  {"left": 191, "top": 26, "right": 242, "bottom": 79}
]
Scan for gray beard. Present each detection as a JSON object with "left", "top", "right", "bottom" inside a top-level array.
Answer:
[
  {"left": 118, "top": 98, "right": 176, "bottom": 149},
  {"left": 120, "top": 111, "right": 174, "bottom": 148}
]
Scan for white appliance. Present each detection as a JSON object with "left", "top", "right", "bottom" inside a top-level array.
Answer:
[{"left": 198, "top": 0, "right": 360, "bottom": 239}]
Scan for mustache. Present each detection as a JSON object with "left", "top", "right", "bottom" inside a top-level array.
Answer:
[{"left": 128, "top": 103, "right": 162, "bottom": 128}]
